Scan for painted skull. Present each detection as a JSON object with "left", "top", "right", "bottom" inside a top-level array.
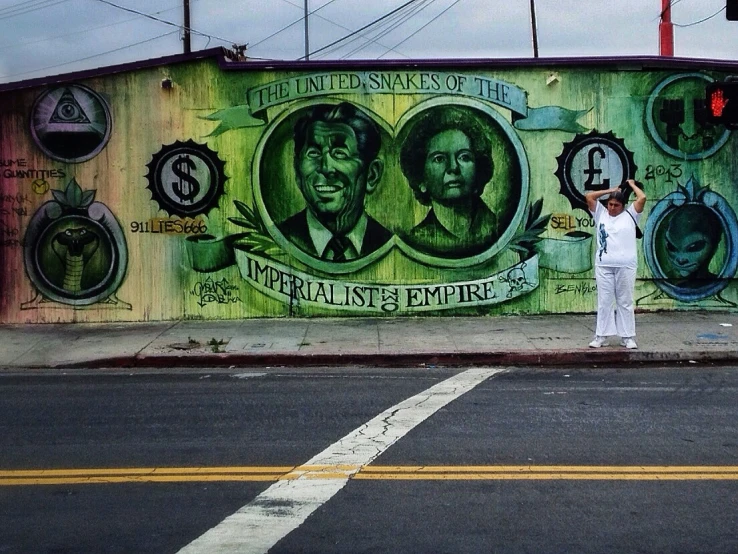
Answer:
[{"left": 506, "top": 267, "right": 527, "bottom": 291}]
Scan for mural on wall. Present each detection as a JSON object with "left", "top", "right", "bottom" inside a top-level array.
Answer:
[
  {"left": 248, "top": 96, "right": 533, "bottom": 271},
  {"left": 550, "top": 130, "right": 638, "bottom": 273},
  {"left": 186, "top": 70, "right": 599, "bottom": 313},
  {"left": 635, "top": 72, "right": 738, "bottom": 308},
  {"left": 1, "top": 58, "right": 737, "bottom": 323},
  {"left": 555, "top": 130, "right": 638, "bottom": 212},
  {"left": 145, "top": 139, "right": 227, "bottom": 218},
  {"left": 270, "top": 102, "right": 394, "bottom": 265},
  {"left": 646, "top": 73, "right": 730, "bottom": 160},
  {"left": 640, "top": 175, "right": 738, "bottom": 305},
  {"left": 30, "top": 84, "right": 112, "bottom": 163},
  {"left": 398, "top": 104, "right": 513, "bottom": 259},
  {"left": 21, "top": 178, "right": 130, "bottom": 309}
]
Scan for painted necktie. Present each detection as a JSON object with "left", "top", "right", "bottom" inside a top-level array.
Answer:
[{"left": 324, "top": 234, "right": 351, "bottom": 262}]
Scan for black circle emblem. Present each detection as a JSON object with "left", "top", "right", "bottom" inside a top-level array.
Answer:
[
  {"left": 23, "top": 189, "right": 128, "bottom": 307},
  {"left": 145, "top": 140, "right": 227, "bottom": 217},
  {"left": 554, "top": 130, "right": 637, "bottom": 212},
  {"left": 30, "top": 84, "right": 112, "bottom": 163}
]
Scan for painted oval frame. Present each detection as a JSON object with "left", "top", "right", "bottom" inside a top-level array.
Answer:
[
  {"left": 643, "top": 190, "right": 738, "bottom": 302},
  {"left": 23, "top": 203, "right": 128, "bottom": 305},
  {"left": 645, "top": 73, "right": 730, "bottom": 161},
  {"left": 252, "top": 98, "right": 395, "bottom": 275},
  {"left": 30, "top": 84, "right": 113, "bottom": 163},
  {"left": 394, "top": 97, "right": 530, "bottom": 268}
]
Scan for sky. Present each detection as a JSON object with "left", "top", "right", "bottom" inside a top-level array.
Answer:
[{"left": 0, "top": 0, "right": 736, "bottom": 85}]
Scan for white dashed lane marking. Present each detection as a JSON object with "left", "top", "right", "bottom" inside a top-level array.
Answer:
[{"left": 177, "top": 367, "right": 507, "bottom": 554}]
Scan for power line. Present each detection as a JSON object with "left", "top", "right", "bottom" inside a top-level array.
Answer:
[
  {"left": 277, "top": 0, "right": 342, "bottom": 15},
  {"left": 248, "top": 0, "right": 408, "bottom": 59},
  {"left": 0, "top": 0, "right": 72, "bottom": 20},
  {"left": 0, "top": 0, "right": 66, "bottom": 15},
  {"left": 378, "top": 0, "right": 463, "bottom": 58},
  {"left": 654, "top": 0, "right": 685, "bottom": 21},
  {"left": 0, "top": 2, "right": 182, "bottom": 52},
  {"left": 247, "top": 0, "right": 342, "bottom": 53},
  {"left": 322, "top": 17, "right": 410, "bottom": 59},
  {"left": 302, "top": 0, "right": 423, "bottom": 60},
  {"left": 245, "top": 16, "right": 302, "bottom": 52},
  {"left": 673, "top": 6, "right": 725, "bottom": 27},
  {"left": 334, "top": 0, "right": 434, "bottom": 59},
  {"left": 316, "top": 0, "right": 427, "bottom": 58},
  {"left": 91, "top": 0, "right": 238, "bottom": 46},
  {"left": 302, "top": 0, "right": 422, "bottom": 59},
  {"left": 0, "top": 29, "right": 179, "bottom": 81},
  {"left": 0, "top": 0, "right": 61, "bottom": 10}
]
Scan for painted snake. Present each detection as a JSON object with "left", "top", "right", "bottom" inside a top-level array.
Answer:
[{"left": 52, "top": 228, "right": 99, "bottom": 293}]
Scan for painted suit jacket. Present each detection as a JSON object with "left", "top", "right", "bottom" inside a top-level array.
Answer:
[
  {"left": 278, "top": 209, "right": 392, "bottom": 259},
  {"left": 405, "top": 200, "right": 498, "bottom": 258}
]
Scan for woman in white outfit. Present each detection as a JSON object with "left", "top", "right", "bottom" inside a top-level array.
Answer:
[{"left": 585, "top": 179, "right": 647, "bottom": 349}]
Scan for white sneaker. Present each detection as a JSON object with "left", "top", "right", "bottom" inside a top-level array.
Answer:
[
  {"left": 589, "top": 336, "right": 608, "bottom": 348},
  {"left": 621, "top": 338, "right": 638, "bottom": 349}
]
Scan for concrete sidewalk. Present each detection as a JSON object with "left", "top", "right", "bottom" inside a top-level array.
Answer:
[{"left": 1, "top": 311, "right": 737, "bottom": 370}]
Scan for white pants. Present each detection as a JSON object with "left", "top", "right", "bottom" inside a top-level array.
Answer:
[{"left": 595, "top": 265, "right": 636, "bottom": 338}]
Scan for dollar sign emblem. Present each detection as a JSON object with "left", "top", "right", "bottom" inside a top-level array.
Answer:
[{"left": 171, "top": 155, "right": 200, "bottom": 202}]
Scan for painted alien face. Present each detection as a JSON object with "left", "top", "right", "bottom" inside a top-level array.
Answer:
[
  {"left": 665, "top": 230, "right": 715, "bottom": 278},
  {"left": 664, "top": 207, "right": 720, "bottom": 279}
]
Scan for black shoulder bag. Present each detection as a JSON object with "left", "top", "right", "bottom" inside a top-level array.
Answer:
[{"left": 626, "top": 210, "right": 643, "bottom": 240}]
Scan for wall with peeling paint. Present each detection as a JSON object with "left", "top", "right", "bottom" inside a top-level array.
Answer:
[{"left": 1, "top": 54, "right": 736, "bottom": 322}]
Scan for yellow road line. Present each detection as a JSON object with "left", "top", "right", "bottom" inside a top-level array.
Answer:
[
  {"left": 360, "top": 465, "right": 738, "bottom": 473},
  {"left": 3, "top": 465, "right": 738, "bottom": 486},
  {"left": 0, "top": 466, "right": 297, "bottom": 477},
  {"left": 0, "top": 475, "right": 287, "bottom": 486},
  {"left": 353, "top": 473, "right": 738, "bottom": 481}
]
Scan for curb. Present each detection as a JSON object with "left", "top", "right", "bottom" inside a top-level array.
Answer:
[{"left": 36, "top": 349, "right": 738, "bottom": 370}]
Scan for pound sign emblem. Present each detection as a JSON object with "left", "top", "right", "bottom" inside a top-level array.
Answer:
[{"left": 583, "top": 146, "right": 610, "bottom": 190}]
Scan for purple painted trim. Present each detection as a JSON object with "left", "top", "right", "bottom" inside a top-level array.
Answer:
[
  {"left": 0, "top": 47, "right": 229, "bottom": 93},
  {"left": 2, "top": 47, "right": 738, "bottom": 93},
  {"left": 217, "top": 55, "right": 738, "bottom": 73}
]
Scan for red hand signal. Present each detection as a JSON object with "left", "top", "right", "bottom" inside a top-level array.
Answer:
[{"left": 710, "top": 88, "right": 730, "bottom": 117}]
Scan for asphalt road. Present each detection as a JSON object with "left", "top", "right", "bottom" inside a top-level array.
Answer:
[{"left": 1, "top": 365, "right": 738, "bottom": 554}]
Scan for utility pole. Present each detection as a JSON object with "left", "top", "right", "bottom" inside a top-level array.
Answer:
[
  {"left": 183, "top": 0, "right": 192, "bottom": 54},
  {"left": 304, "top": 0, "right": 310, "bottom": 60},
  {"left": 659, "top": 0, "right": 674, "bottom": 56},
  {"left": 529, "top": 0, "right": 539, "bottom": 58}
]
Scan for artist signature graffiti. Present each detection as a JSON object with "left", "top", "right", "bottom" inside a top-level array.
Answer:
[{"left": 191, "top": 277, "right": 241, "bottom": 308}]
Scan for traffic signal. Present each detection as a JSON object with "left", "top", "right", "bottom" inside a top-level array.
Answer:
[
  {"left": 705, "top": 81, "right": 738, "bottom": 128},
  {"left": 728, "top": 0, "right": 738, "bottom": 21}
]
